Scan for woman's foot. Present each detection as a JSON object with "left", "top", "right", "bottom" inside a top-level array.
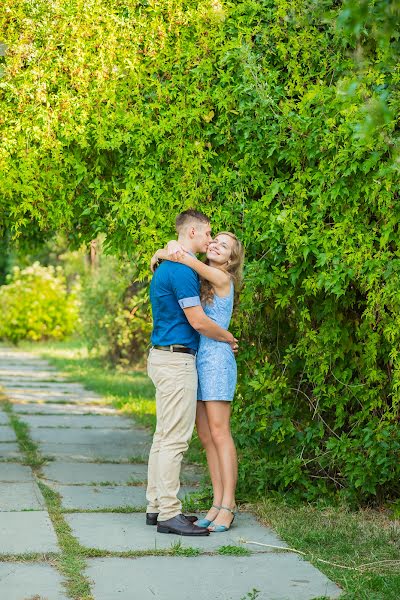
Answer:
[
  {"left": 208, "top": 505, "right": 236, "bottom": 532},
  {"left": 196, "top": 504, "right": 221, "bottom": 527}
]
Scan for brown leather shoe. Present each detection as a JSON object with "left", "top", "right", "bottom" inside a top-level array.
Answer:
[
  {"left": 157, "top": 514, "right": 210, "bottom": 536},
  {"left": 146, "top": 513, "right": 198, "bottom": 526}
]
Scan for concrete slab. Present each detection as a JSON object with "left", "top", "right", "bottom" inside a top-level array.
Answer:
[
  {"left": 52, "top": 484, "right": 198, "bottom": 510},
  {"left": 38, "top": 442, "right": 150, "bottom": 461},
  {"left": 86, "top": 555, "right": 342, "bottom": 600},
  {"left": 0, "top": 512, "right": 59, "bottom": 553},
  {"left": 0, "top": 381, "right": 87, "bottom": 390},
  {"left": 0, "top": 562, "right": 69, "bottom": 600},
  {"left": 20, "top": 414, "right": 132, "bottom": 429},
  {"left": 0, "top": 353, "right": 54, "bottom": 366},
  {"left": 0, "top": 426, "right": 17, "bottom": 442},
  {"left": 0, "top": 443, "right": 21, "bottom": 458},
  {"left": 12, "top": 403, "right": 118, "bottom": 415},
  {"left": 0, "top": 360, "right": 57, "bottom": 367},
  {"left": 0, "top": 463, "right": 34, "bottom": 482},
  {"left": 0, "top": 365, "right": 59, "bottom": 382},
  {"left": 0, "top": 373, "right": 64, "bottom": 383},
  {"left": 6, "top": 392, "right": 104, "bottom": 403},
  {"left": 0, "top": 412, "right": 9, "bottom": 425},
  {"left": 0, "top": 481, "right": 46, "bottom": 511},
  {"left": 65, "top": 513, "right": 286, "bottom": 553},
  {"left": 30, "top": 427, "right": 151, "bottom": 445},
  {"left": 41, "top": 462, "right": 201, "bottom": 485}
]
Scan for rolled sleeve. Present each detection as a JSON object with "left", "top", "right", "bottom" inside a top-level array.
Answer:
[{"left": 178, "top": 296, "right": 201, "bottom": 309}]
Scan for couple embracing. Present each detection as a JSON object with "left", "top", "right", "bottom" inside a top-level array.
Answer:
[{"left": 145, "top": 209, "right": 244, "bottom": 537}]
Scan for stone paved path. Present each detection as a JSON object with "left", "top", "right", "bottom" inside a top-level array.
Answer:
[{"left": 0, "top": 347, "right": 342, "bottom": 600}]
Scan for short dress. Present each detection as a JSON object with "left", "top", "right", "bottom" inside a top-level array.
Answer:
[{"left": 196, "top": 282, "right": 236, "bottom": 402}]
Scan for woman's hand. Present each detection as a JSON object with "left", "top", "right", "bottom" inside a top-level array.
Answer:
[
  {"left": 166, "top": 240, "right": 187, "bottom": 261},
  {"left": 150, "top": 251, "right": 161, "bottom": 273},
  {"left": 229, "top": 338, "right": 239, "bottom": 354},
  {"left": 150, "top": 241, "right": 189, "bottom": 272}
]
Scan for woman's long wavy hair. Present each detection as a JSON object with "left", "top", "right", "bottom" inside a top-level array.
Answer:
[{"left": 200, "top": 232, "right": 245, "bottom": 306}]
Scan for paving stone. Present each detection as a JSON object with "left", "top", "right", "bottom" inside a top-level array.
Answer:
[
  {"left": 0, "top": 381, "right": 85, "bottom": 390},
  {"left": 0, "top": 412, "right": 9, "bottom": 425},
  {"left": 0, "top": 443, "right": 20, "bottom": 458},
  {"left": 1, "top": 378, "right": 66, "bottom": 387},
  {"left": 0, "top": 354, "right": 52, "bottom": 367},
  {"left": 0, "top": 562, "right": 69, "bottom": 600},
  {"left": 0, "top": 426, "right": 17, "bottom": 442},
  {"left": 0, "top": 481, "right": 46, "bottom": 511},
  {"left": 30, "top": 427, "right": 151, "bottom": 445},
  {"left": 52, "top": 484, "right": 198, "bottom": 510},
  {"left": 0, "top": 463, "right": 34, "bottom": 482},
  {"left": 38, "top": 442, "right": 150, "bottom": 461},
  {"left": 12, "top": 403, "right": 118, "bottom": 415},
  {"left": 0, "top": 366, "right": 58, "bottom": 375},
  {"left": 20, "top": 414, "right": 132, "bottom": 429},
  {"left": 7, "top": 392, "right": 104, "bottom": 403},
  {"left": 0, "top": 360, "right": 57, "bottom": 373},
  {"left": 65, "top": 513, "right": 287, "bottom": 553},
  {"left": 86, "top": 555, "right": 342, "bottom": 600},
  {"left": 41, "top": 462, "right": 201, "bottom": 485},
  {"left": 0, "top": 512, "right": 59, "bottom": 553}
]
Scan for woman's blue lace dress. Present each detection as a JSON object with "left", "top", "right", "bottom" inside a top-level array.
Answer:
[{"left": 197, "top": 282, "right": 236, "bottom": 401}]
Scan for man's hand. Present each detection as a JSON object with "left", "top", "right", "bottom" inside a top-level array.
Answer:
[{"left": 166, "top": 240, "right": 187, "bottom": 262}]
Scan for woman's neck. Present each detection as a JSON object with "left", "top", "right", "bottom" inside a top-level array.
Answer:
[{"left": 208, "top": 260, "right": 225, "bottom": 270}]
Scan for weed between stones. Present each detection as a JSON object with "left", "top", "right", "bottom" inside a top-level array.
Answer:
[
  {"left": 218, "top": 545, "right": 251, "bottom": 556},
  {"left": 1, "top": 400, "right": 44, "bottom": 468}
]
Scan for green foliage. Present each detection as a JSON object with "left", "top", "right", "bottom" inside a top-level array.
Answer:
[
  {"left": 79, "top": 254, "right": 151, "bottom": 366},
  {"left": 217, "top": 545, "right": 251, "bottom": 556},
  {"left": 0, "top": 263, "right": 79, "bottom": 343},
  {"left": 1, "top": 0, "right": 399, "bottom": 501}
]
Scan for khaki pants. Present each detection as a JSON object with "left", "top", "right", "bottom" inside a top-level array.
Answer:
[{"left": 146, "top": 348, "right": 198, "bottom": 521}]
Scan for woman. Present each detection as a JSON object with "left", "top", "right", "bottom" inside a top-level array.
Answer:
[{"left": 151, "top": 232, "right": 244, "bottom": 532}]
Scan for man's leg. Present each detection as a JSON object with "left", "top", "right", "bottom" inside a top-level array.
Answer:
[
  {"left": 146, "top": 351, "right": 163, "bottom": 514},
  {"left": 149, "top": 351, "right": 197, "bottom": 522}
]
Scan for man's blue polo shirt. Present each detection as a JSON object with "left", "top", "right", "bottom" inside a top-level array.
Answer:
[{"left": 150, "top": 261, "right": 201, "bottom": 351}]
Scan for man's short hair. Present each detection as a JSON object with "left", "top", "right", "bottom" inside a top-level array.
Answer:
[{"left": 175, "top": 209, "right": 210, "bottom": 233}]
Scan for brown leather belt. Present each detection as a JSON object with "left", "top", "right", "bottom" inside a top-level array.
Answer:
[{"left": 153, "top": 345, "right": 196, "bottom": 356}]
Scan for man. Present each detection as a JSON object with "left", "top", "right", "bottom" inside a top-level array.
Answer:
[{"left": 146, "top": 209, "right": 238, "bottom": 536}]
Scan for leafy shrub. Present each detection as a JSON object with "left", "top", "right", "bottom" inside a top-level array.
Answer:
[
  {"left": 79, "top": 256, "right": 151, "bottom": 366},
  {"left": 0, "top": 263, "right": 79, "bottom": 343}
]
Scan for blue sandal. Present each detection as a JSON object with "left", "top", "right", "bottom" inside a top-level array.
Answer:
[
  {"left": 196, "top": 505, "right": 221, "bottom": 528},
  {"left": 208, "top": 505, "right": 237, "bottom": 532}
]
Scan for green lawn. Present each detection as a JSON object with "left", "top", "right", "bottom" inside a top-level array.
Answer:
[{"left": 19, "top": 339, "right": 400, "bottom": 600}]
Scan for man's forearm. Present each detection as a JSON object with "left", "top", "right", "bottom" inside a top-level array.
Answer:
[{"left": 194, "top": 314, "right": 234, "bottom": 343}]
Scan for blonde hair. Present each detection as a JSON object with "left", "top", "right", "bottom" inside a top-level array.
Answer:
[{"left": 200, "top": 232, "right": 244, "bottom": 306}]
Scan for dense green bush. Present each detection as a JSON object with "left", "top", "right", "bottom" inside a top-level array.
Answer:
[
  {"left": 0, "top": 263, "right": 79, "bottom": 343},
  {"left": 1, "top": 0, "right": 399, "bottom": 502},
  {"left": 79, "top": 255, "right": 151, "bottom": 366}
]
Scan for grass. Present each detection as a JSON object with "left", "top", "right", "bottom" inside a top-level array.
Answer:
[
  {"left": 1, "top": 398, "right": 44, "bottom": 468},
  {"left": 218, "top": 545, "right": 251, "bottom": 556},
  {"left": 11, "top": 338, "right": 400, "bottom": 599},
  {"left": 253, "top": 498, "right": 400, "bottom": 600},
  {"left": 239, "top": 591, "right": 261, "bottom": 600},
  {"left": 38, "top": 482, "right": 94, "bottom": 600}
]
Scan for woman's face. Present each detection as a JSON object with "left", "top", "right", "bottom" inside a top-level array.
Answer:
[{"left": 206, "top": 234, "right": 234, "bottom": 265}]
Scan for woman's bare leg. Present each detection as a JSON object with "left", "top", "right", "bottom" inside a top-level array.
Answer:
[
  {"left": 205, "top": 401, "right": 237, "bottom": 529},
  {"left": 195, "top": 401, "right": 223, "bottom": 522}
]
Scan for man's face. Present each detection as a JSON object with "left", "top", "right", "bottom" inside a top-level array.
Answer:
[{"left": 193, "top": 222, "right": 212, "bottom": 254}]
